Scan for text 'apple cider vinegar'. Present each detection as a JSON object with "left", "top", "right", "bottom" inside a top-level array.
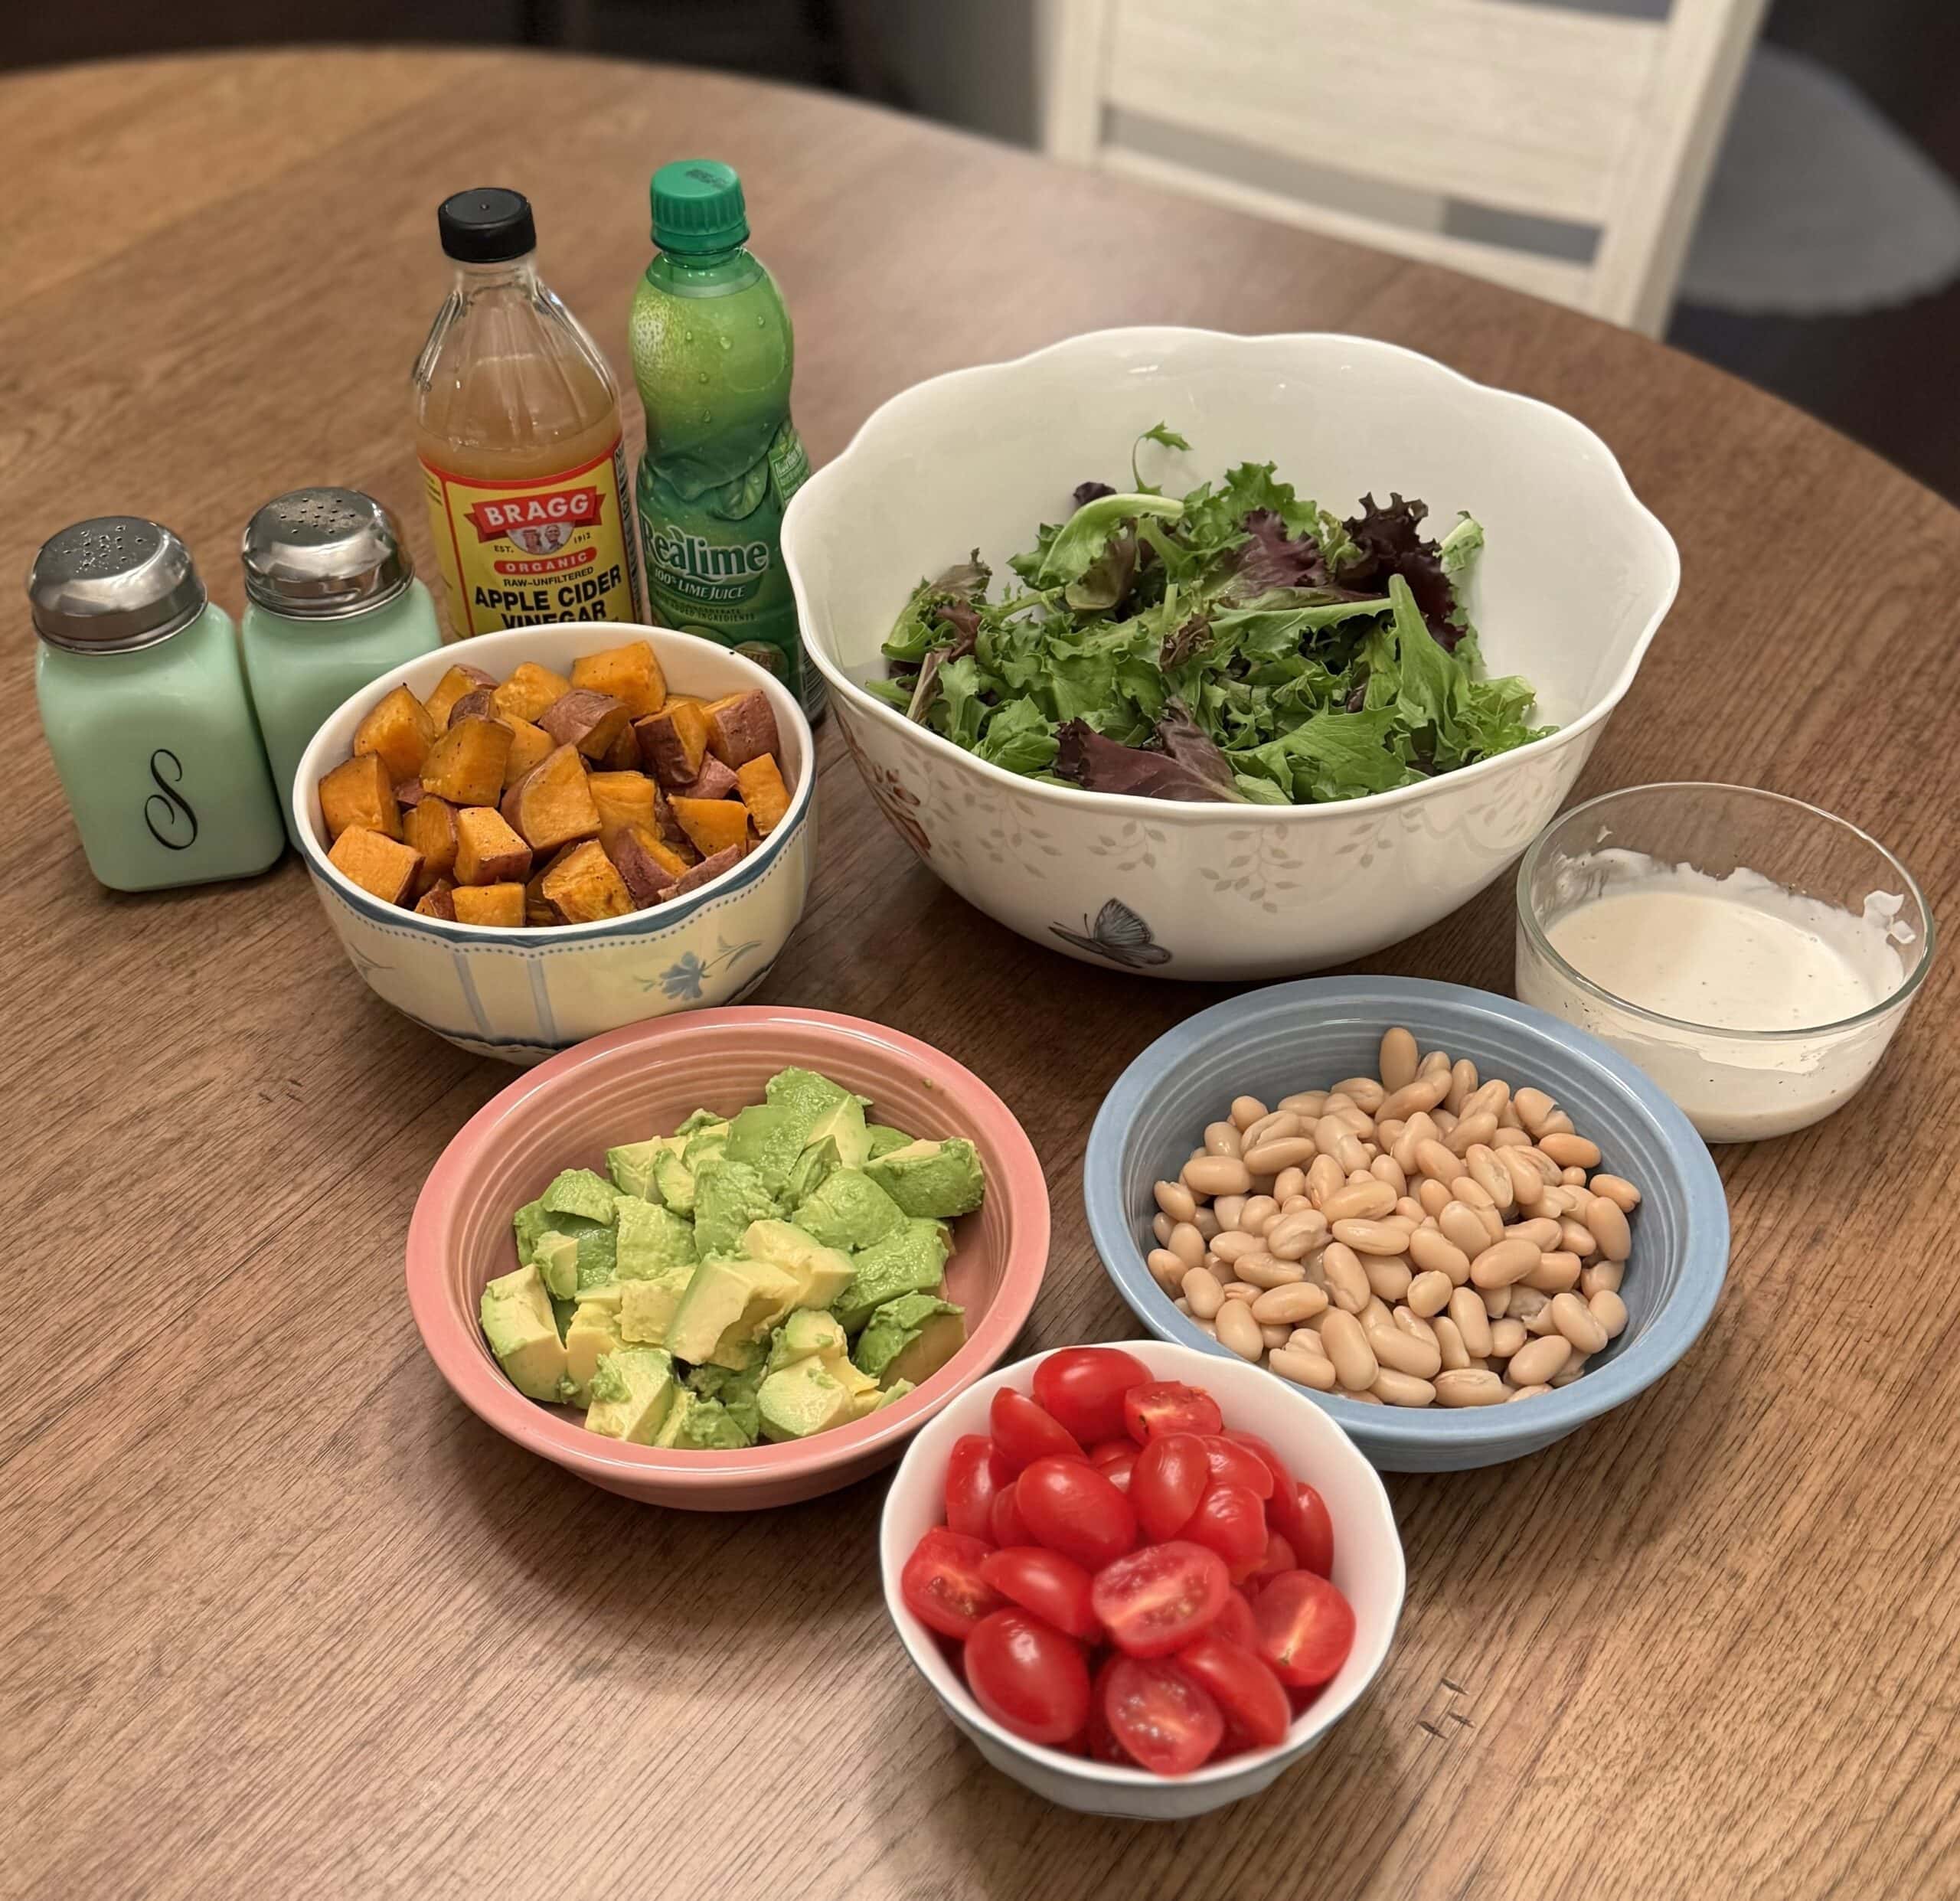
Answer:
[{"left": 413, "top": 188, "right": 641, "bottom": 636}]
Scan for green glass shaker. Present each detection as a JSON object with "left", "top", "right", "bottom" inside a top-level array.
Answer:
[
  {"left": 239, "top": 487, "right": 446, "bottom": 846},
  {"left": 30, "top": 518, "right": 286, "bottom": 892}
]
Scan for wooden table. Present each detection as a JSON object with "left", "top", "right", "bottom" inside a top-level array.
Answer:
[{"left": 2, "top": 48, "right": 1955, "bottom": 1901}]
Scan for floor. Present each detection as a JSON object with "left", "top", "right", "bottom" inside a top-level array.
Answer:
[{"left": 15, "top": 0, "right": 1960, "bottom": 502}]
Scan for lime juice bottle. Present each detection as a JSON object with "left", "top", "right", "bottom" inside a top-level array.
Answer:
[{"left": 629, "top": 159, "right": 821, "bottom": 719}]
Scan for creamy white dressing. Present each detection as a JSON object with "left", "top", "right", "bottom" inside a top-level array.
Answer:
[{"left": 1517, "top": 855, "right": 1916, "bottom": 1141}]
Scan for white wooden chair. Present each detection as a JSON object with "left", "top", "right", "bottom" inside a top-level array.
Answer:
[{"left": 1040, "top": 0, "right": 1768, "bottom": 335}]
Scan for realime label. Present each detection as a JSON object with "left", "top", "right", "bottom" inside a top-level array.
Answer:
[{"left": 647, "top": 525, "right": 772, "bottom": 604}]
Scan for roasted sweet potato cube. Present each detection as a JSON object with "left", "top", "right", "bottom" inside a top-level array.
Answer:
[
  {"left": 452, "top": 882, "right": 528, "bottom": 927},
  {"left": 421, "top": 716, "right": 513, "bottom": 806},
  {"left": 600, "top": 720, "right": 640, "bottom": 771},
  {"left": 447, "top": 687, "right": 497, "bottom": 728},
  {"left": 609, "top": 822, "right": 688, "bottom": 907},
  {"left": 328, "top": 826, "right": 422, "bottom": 905},
  {"left": 672, "top": 756, "right": 739, "bottom": 802},
  {"left": 425, "top": 663, "right": 497, "bottom": 727},
  {"left": 395, "top": 779, "right": 426, "bottom": 809},
  {"left": 501, "top": 744, "right": 603, "bottom": 854},
  {"left": 671, "top": 795, "right": 752, "bottom": 860},
  {"left": 540, "top": 839, "right": 634, "bottom": 923},
  {"left": 491, "top": 661, "right": 572, "bottom": 725},
  {"left": 403, "top": 794, "right": 459, "bottom": 893},
  {"left": 500, "top": 715, "right": 555, "bottom": 787},
  {"left": 587, "top": 770, "right": 660, "bottom": 854},
  {"left": 537, "top": 688, "right": 630, "bottom": 762},
  {"left": 735, "top": 754, "right": 792, "bottom": 835},
  {"left": 523, "top": 868, "right": 556, "bottom": 926},
  {"left": 571, "top": 639, "right": 668, "bottom": 719},
  {"left": 414, "top": 878, "right": 458, "bottom": 920},
  {"left": 669, "top": 842, "right": 745, "bottom": 897},
  {"left": 353, "top": 684, "right": 438, "bottom": 784},
  {"left": 702, "top": 690, "right": 780, "bottom": 769},
  {"left": 634, "top": 701, "right": 710, "bottom": 786},
  {"left": 454, "top": 806, "right": 534, "bottom": 886},
  {"left": 318, "top": 753, "right": 401, "bottom": 842}
]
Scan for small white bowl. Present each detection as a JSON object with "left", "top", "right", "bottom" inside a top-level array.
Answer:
[
  {"left": 294, "top": 622, "right": 815, "bottom": 1065},
  {"left": 878, "top": 1341, "right": 1406, "bottom": 1818},
  {"left": 784, "top": 327, "right": 1679, "bottom": 982}
]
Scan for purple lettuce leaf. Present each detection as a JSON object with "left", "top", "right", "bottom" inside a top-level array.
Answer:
[
  {"left": 1054, "top": 703, "right": 1245, "bottom": 802},
  {"left": 1340, "top": 492, "right": 1462, "bottom": 648}
]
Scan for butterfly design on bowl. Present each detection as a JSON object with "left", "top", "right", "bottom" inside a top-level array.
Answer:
[{"left": 1050, "top": 898, "right": 1172, "bottom": 969}]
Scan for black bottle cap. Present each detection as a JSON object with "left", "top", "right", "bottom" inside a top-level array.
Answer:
[{"left": 437, "top": 188, "right": 537, "bottom": 263}]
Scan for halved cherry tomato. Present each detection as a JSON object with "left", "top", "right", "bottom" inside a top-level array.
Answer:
[
  {"left": 1183, "top": 1481, "right": 1268, "bottom": 1580},
  {"left": 1015, "top": 1455, "right": 1137, "bottom": 1569},
  {"left": 1176, "top": 1632, "right": 1291, "bottom": 1749},
  {"left": 1123, "top": 1380, "right": 1225, "bottom": 1445},
  {"left": 944, "top": 1436, "right": 1002, "bottom": 1543},
  {"left": 1214, "top": 1587, "right": 1258, "bottom": 1650},
  {"left": 900, "top": 1528, "right": 1004, "bottom": 1639},
  {"left": 978, "top": 1546, "right": 1101, "bottom": 1641},
  {"left": 1250, "top": 1529, "right": 1296, "bottom": 1586},
  {"left": 1198, "top": 1436, "right": 1275, "bottom": 1499},
  {"left": 1251, "top": 1569, "right": 1357, "bottom": 1687},
  {"left": 1033, "top": 1347, "right": 1151, "bottom": 1444},
  {"left": 1099, "top": 1447, "right": 1138, "bottom": 1494},
  {"left": 989, "top": 1478, "right": 1030, "bottom": 1547},
  {"left": 1102, "top": 1655, "right": 1225, "bottom": 1775},
  {"left": 964, "top": 1609, "right": 1091, "bottom": 1747},
  {"left": 1132, "top": 1432, "right": 1208, "bottom": 1543},
  {"left": 1288, "top": 1485, "right": 1335, "bottom": 1579},
  {"left": 991, "top": 1388, "right": 1085, "bottom": 1471},
  {"left": 1089, "top": 1540, "right": 1230, "bottom": 1658}
]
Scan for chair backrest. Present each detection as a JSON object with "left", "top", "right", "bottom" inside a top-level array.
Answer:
[{"left": 1041, "top": 0, "right": 1767, "bottom": 334}]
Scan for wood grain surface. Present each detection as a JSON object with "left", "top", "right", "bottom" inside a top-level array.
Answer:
[{"left": 2, "top": 48, "right": 1955, "bottom": 1901}]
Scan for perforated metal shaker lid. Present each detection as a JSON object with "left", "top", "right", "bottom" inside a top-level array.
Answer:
[
  {"left": 27, "top": 517, "right": 209, "bottom": 653},
  {"left": 240, "top": 487, "right": 414, "bottom": 619}
]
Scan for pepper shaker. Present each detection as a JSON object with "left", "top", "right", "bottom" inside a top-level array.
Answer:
[
  {"left": 239, "top": 488, "right": 446, "bottom": 846},
  {"left": 31, "top": 518, "right": 286, "bottom": 892}
]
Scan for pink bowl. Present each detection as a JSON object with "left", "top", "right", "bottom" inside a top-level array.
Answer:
[{"left": 406, "top": 1006, "right": 1050, "bottom": 1509}]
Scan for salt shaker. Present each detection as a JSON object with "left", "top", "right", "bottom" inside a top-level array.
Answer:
[
  {"left": 31, "top": 518, "right": 286, "bottom": 892},
  {"left": 239, "top": 487, "right": 445, "bottom": 845}
]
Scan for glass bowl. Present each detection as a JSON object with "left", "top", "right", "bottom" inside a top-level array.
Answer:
[{"left": 1516, "top": 784, "right": 1933, "bottom": 1141}]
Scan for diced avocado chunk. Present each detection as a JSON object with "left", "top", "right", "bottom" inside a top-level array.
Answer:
[
  {"left": 831, "top": 1218, "right": 952, "bottom": 1332},
  {"left": 480, "top": 1264, "right": 573, "bottom": 1402},
  {"left": 540, "top": 1168, "right": 618, "bottom": 1226},
  {"left": 862, "top": 1138, "right": 985, "bottom": 1219},
  {"left": 651, "top": 1141, "right": 696, "bottom": 1217},
  {"left": 691, "top": 1160, "right": 782, "bottom": 1258},
  {"left": 678, "top": 1396, "right": 753, "bottom": 1449},
  {"left": 743, "top": 1219, "right": 855, "bottom": 1310},
  {"left": 687, "top": 1362, "right": 764, "bottom": 1441},
  {"left": 724, "top": 1102, "right": 805, "bottom": 1194},
  {"left": 853, "top": 1295, "right": 965, "bottom": 1390},
  {"left": 782, "top": 1137, "right": 840, "bottom": 1207},
  {"left": 550, "top": 1293, "right": 578, "bottom": 1341},
  {"left": 666, "top": 1256, "right": 802, "bottom": 1369},
  {"left": 791, "top": 1168, "right": 906, "bottom": 1253},
  {"left": 873, "top": 1379, "right": 916, "bottom": 1411},
  {"left": 865, "top": 1123, "right": 914, "bottom": 1161},
  {"left": 802, "top": 1091, "right": 871, "bottom": 1171},
  {"left": 572, "top": 1279, "right": 625, "bottom": 1314},
  {"left": 564, "top": 1299, "right": 628, "bottom": 1403},
  {"left": 583, "top": 1347, "right": 677, "bottom": 1443},
  {"left": 512, "top": 1199, "right": 553, "bottom": 1266},
  {"left": 619, "top": 1266, "right": 696, "bottom": 1347},
  {"left": 606, "top": 1140, "right": 664, "bottom": 1202},
  {"left": 531, "top": 1228, "right": 582, "bottom": 1300},
  {"left": 675, "top": 1108, "right": 724, "bottom": 1135},
  {"left": 766, "top": 1306, "right": 851, "bottom": 1373},
  {"left": 757, "top": 1355, "right": 858, "bottom": 1441},
  {"left": 765, "top": 1066, "right": 854, "bottom": 1145},
  {"left": 615, "top": 1197, "right": 697, "bottom": 1280},
  {"left": 681, "top": 1118, "right": 731, "bottom": 1171}
]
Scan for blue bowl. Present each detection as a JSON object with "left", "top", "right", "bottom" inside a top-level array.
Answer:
[{"left": 1084, "top": 977, "right": 1730, "bottom": 1471}]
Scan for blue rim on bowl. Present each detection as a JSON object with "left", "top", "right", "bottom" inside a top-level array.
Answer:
[{"left": 1083, "top": 976, "right": 1730, "bottom": 1463}]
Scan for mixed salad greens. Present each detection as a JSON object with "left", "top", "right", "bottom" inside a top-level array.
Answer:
[{"left": 868, "top": 426, "right": 1551, "bottom": 804}]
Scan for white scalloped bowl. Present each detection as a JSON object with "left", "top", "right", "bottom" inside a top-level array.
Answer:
[{"left": 782, "top": 328, "right": 1678, "bottom": 981}]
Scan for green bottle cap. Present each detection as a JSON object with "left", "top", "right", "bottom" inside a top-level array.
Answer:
[{"left": 651, "top": 158, "right": 750, "bottom": 254}]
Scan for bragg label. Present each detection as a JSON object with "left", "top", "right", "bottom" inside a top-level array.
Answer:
[{"left": 420, "top": 440, "right": 641, "bottom": 635}]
